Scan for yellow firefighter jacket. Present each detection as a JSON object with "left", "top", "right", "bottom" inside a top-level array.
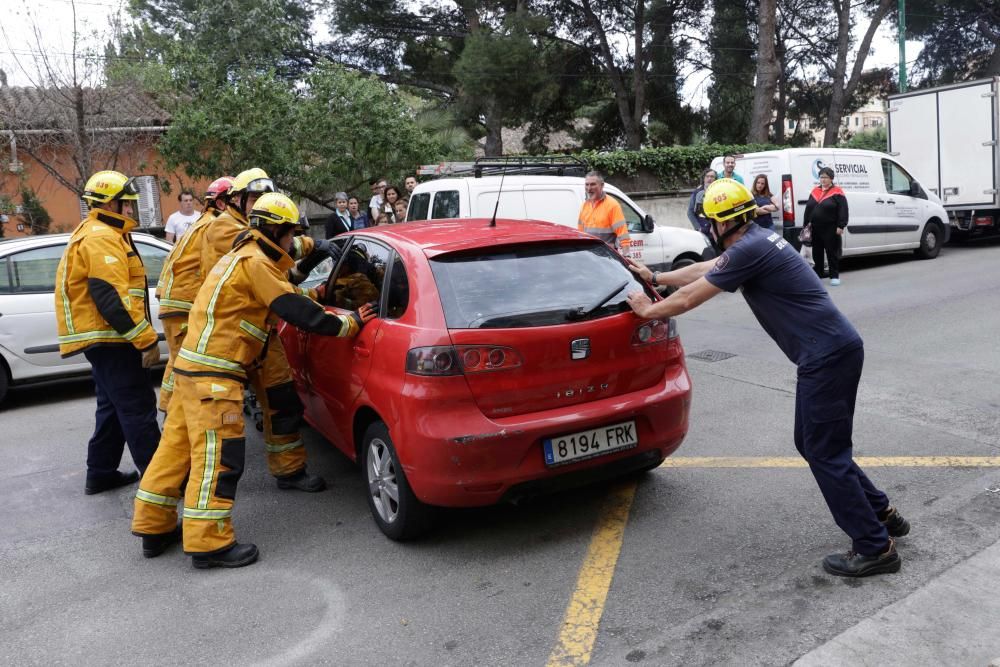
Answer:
[
  {"left": 155, "top": 209, "right": 218, "bottom": 318},
  {"left": 199, "top": 205, "right": 316, "bottom": 277},
  {"left": 55, "top": 208, "right": 159, "bottom": 357},
  {"left": 174, "top": 229, "right": 360, "bottom": 382}
]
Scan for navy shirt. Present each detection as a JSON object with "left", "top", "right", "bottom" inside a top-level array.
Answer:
[{"left": 704, "top": 224, "right": 861, "bottom": 367}]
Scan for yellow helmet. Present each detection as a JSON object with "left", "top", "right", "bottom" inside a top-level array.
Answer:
[
  {"left": 702, "top": 178, "right": 757, "bottom": 223},
  {"left": 249, "top": 192, "right": 300, "bottom": 228},
  {"left": 82, "top": 170, "right": 139, "bottom": 204},
  {"left": 229, "top": 167, "right": 275, "bottom": 196}
]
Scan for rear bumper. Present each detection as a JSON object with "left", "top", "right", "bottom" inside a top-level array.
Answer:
[{"left": 398, "top": 364, "right": 691, "bottom": 507}]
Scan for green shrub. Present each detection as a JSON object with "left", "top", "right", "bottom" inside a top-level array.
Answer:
[{"left": 20, "top": 187, "right": 52, "bottom": 236}]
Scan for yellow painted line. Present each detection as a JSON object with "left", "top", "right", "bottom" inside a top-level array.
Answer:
[
  {"left": 547, "top": 481, "right": 637, "bottom": 667},
  {"left": 660, "top": 456, "right": 1000, "bottom": 468}
]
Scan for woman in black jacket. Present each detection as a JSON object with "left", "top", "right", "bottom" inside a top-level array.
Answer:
[{"left": 803, "top": 166, "right": 849, "bottom": 285}]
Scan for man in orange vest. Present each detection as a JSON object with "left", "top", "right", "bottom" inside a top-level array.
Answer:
[{"left": 578, "top": 171, "right": 631, "bottom": 257}]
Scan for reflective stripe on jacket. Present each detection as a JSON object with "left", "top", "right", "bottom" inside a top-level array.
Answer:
[
  {"left": 55, "top": 209, "right": 159, "bottom": 357},
  {"left": 156, "top": 209, "right": 218, "bottom": 318},
  {"left": 578, "top": 195, "right": 631, "bottom": 250},
  {"left": 174, "top": 230, "right": 361, "bottom": 382}
]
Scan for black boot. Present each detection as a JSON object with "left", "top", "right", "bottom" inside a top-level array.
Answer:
[
  {"left": 276, "top": 468, "right": 327, "bottom": 492},
  {"left": 823, "top": 538, "right": 901, "bottom": 577},
  {"left": 85, "top": 470, "right": 140, "bottom": 495},
  {"left": 878, "top": 506, "right": 910, "bottom": 537},
  {"left": 142, "top": 526, "right": 181, "bottom": 558},
  {"left": 192, "top": 543, "right": 259, "bottom": 569}
]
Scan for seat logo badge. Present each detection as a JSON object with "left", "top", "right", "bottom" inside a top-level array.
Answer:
[{"left": 570, "top": 338, "right": 590, "bottom": 360}]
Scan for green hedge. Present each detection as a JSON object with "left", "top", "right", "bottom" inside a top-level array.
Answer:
[{"left": 576, "top": 143, "right": 783, "bottom": 189}]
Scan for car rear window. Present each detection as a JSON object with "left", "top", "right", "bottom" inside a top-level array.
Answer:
[{"left": 430, "top": 242, "right": 651, "bottom": 329}]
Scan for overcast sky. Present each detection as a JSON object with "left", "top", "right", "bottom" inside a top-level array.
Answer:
[{"left": 0, "top": 0, "right": 924, "bottom": 108}]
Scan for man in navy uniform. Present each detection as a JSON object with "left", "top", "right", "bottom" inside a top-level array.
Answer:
[{"left": 626, "top": 178, "right": 909, "bottom": 578}]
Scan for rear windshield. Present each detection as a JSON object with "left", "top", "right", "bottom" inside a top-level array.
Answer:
[{"left": 430, "top": 242, "right": 652, "bottom": 329}]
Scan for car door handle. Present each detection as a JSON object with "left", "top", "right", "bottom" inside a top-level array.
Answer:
[
  {"left": 886, "top": 199, "right": 896, "bottom": 204},
  {"left": 875, "top": 198, "right": 885, "bottom": 204},
  {"left": 353, "top": 344, "right": 371, "bottom": 358}
]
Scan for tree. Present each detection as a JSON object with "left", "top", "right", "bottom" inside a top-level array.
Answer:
[
  {"left": 157, "top": 63, "right": 464, "bottom": 208},
  {"left": 841, "top": 125, "right": 887, "bottom": 151},
  {"left": 0, "top": 0, "right": 159, "bottom": 198},
  {"left": 896, "top": 0, "right": 1000, "bottom": 84},
  {"left": 645, "top": 0, "right": 702, "bottom": 145},
  {"left": 822, "top": 0, "right": 894, "bottom": 146},
  {"left": 749, "top": 0, "right": 779, "bottom": 142},
  {"left": 20, "top": 186, "right": 52, "bottom": 235},
  {"left": 705, "top": 0, "right": 756, "bottom": 143}
]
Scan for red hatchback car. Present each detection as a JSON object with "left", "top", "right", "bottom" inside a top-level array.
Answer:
[{"left": 279, "top": 219, "right": 691, "bottom": 539}]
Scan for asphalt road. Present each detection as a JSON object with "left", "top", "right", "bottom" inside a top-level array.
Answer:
[{"left": 2, "top": 238, "right": 1000, "bottom": 667}]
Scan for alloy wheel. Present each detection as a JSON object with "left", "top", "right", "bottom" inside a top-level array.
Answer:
[{"left": 367, "top": 438, "right": 399, "bottom": 524}]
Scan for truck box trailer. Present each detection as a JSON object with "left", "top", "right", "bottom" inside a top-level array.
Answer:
[{"left": 888, "top": 77, "right": 1000, "bottom": 238}]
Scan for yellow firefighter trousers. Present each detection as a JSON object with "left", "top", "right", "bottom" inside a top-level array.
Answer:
[
  {"left": 246, "top": 336, "right": 308, "bottom": 477},
  {"left": 133, "top": 374, "right": 246, "bottom": 554},
  {"left": 158, "top": 316, "right": 188, "bottom": 412}
]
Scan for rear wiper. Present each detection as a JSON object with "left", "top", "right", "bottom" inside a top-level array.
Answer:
[{"left": 567, "top": 280, "right": 629, "bottom": 321}]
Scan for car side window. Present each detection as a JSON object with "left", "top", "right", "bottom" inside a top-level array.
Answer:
[
  {"left": 409, "top": 193, "right": 430, "bottom": 221},
  {"left": 0, "top": 258, "right": 11, "bottom": 294},
  {"left": 608, "top": 194, "right": 644, "bottom": 233},
  {"left": 431, "top": 191, "right": 460, "bottom": 219},
  {"left": 384, "top": 253, "right": 409, "bottom": 319},
  {"left": 135, "top": 241, "right": 168, "bottom": 285},
  {"left": 8, "top": 244, "right": 64, "bottom": 293},
  {"left": 327, "top": 239, "right": 392, "bottom": 313},
  {"left": 882, "top": 159, "right": 913, "bottom": 195}
]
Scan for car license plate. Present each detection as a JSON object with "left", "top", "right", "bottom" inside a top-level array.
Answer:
[{"left": 543, "top": 420, "right": 638, "bottom": 467}]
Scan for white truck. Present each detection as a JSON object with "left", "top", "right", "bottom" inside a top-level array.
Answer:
[{"left": 888, "top": 77, "right": 1000, "bottom": 239}]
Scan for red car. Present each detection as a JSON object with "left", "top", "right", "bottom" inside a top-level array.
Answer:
[{"left": 279, "top": 219, "right": 691, "bottom": 539}]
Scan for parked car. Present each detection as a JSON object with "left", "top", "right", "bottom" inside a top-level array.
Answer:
[
  {"left": 279, "top": 218, "right": 692, "bottom": 539},
  {"left": 711, "top": 148, "right": 950, "bottom": 259},
  {"left": 408, "top": 164, "right": 712, "bottom": 272},
  {"left": 0, "top": 232, "right": 170, "bottom": 405}
]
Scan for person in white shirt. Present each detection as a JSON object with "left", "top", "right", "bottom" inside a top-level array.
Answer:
[
  {"left": 368, "top": 178, "right": 386, "bottom": 221},
  {"left": 164, "top": 190, "right": 201, "bottom": 243}
]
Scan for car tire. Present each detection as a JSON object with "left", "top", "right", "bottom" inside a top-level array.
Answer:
[
  {"left": 670, "top": 255, "right": 698, "bottom": 271},
  {"left": 361, "top": 421, "right": 433, "bottom": 540},
  {"left": 0, "top": 357, "right": 9, "bottom": 406},
  {"left": 915, "top": 222, "right": 942, "bottom": 259}
]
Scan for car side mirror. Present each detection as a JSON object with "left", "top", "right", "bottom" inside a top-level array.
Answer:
[
  {"left": 909, "top": 181, "right": 923, "bottom": 198},
  {"left": 641, "top": 214, "right": 655, "bottom": 233}
]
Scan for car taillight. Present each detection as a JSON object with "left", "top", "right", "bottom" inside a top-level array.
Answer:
[
  {"left": 456, "top": 345, "right": 522, "bottom": 373},
  {"left": 406, "top": 345, "right": 522, "bottom": 376},
  {"left": 782, "top": 177, "right": 794, "bottom": 224},
  {"left": 406, "top": 346, "right": 461, "bottom": 376},
  {"left": 631, "top": 318, "right": 677, "bottom": 345}
]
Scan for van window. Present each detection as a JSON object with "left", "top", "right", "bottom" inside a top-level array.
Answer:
[
  {"left": 431, "top": 191, "right": 460, "bottom": 219},
  {"left": 882, "top": 160, "right": 913, "bottom": 195},
  {"left": 608, "top": 194, "right": 644, "bottom": 233},
  {"left": 409, "top": 193, "right": 430, "bottom": 221}
]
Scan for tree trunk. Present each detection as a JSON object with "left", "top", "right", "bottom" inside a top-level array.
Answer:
[
  {"left": 823, "top": 0, "right": 893, "bottom": 146},
  {"left": 749, "top": 0, "right": 779, "bottom": 143},
  {"left": 630, "top": 0, "right": 646, "bottom": 148},
  {"left": 483, "top": 103, "right": 503, "bottom": 156},
  {"left": 774, "top": 32, "right": 787, "bottom": 144}
]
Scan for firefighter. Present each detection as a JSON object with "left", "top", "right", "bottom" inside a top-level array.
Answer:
[
  {"left": 55, "top": 170, "right": 161, "bottom": 494},
  {"left": 626, "top": 179, "right": 909, "bottom": 578},
  {"left": 132, "top": 192, "right": 376, "bottom": 567},
  {"left": 156, "top": 176, "right": 234, "bottom": 412},
  {"left": 578, "top": 170, "right": 631, "bottom": 257},
  {"left": 199, "top": 167, "right": 341, "bottom": 491}
]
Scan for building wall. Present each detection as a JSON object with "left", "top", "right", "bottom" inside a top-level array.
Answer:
[{"left": 0, "top": 135, "right": 211, "bottom": 238}]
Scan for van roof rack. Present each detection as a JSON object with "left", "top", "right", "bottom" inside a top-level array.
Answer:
[{"left": 416, "top": 156, "right": 589, "bottom": 179}]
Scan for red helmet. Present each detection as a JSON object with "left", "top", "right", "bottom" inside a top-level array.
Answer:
[{"left": 205, "top": 176, "right": 234, "bottom": 203}]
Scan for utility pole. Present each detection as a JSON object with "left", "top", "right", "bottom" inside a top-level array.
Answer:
[{"left": 898, "top": 0, "right": 907, "bottom": 92}]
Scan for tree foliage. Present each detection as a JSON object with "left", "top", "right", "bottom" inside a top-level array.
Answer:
[
  {"left": 157, "top": 63, "right": 464, "bottom": 207},
  {"left": 897, "top": 0, "right": 1000, "bottom": 84},
  {"left": 20, "top": 186, "right": 52, "bottom": 235}
]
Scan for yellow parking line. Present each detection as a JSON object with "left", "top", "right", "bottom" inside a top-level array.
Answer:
[
  {"left": 660, "top": 456, "right": 1000, "bottom": 468},
  {"left": 547, "top": 481, "right": 637, "bottom": 667}
]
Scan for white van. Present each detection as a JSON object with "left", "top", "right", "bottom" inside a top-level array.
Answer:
[
  {"left": 711, "top": 148, "right": 950, "bottom": 259},
  {"left": 406, "top": 174, "right": 712, "bottom": 271}
]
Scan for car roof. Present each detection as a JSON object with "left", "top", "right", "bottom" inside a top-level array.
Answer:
[
  {"left": 0, "top": 231, "right": 168, "bottom": 255},
  {"left": 351, "top": 218, "right": 597, "bottom": 254}
]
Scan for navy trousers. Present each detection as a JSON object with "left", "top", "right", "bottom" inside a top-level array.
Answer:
[
  {"left": 83, "top": 345, "right": 161, "bottom": 481},
  {"left": 794, "top": 342, "right": 890, "bottom": 555}
]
